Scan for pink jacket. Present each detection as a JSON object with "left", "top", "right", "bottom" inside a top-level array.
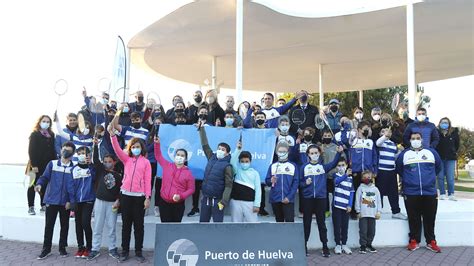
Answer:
[
  {"left": 111, "top": 136, "right": 152, "bottom": 198},
  {"left": 154, "top": 142, "right": 195, "bottom": 203}
]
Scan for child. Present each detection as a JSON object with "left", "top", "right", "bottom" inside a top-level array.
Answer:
[
  {"left": 229, "top": 140, "right": 261, "bottom": 222},
  {"left": 341, "top": 120, "right": 378, "bottom": 219},
  {"left": 111, "top": 109, "right": 149, "bottom": 146},
  {"left": 265, "top": 141, "right": 299, "bottom": 223},
  {"left": 375, "top": 127, "right": 407, "bottom": 220},
  {"left": 300, "top": 144, "right": 343, "bottom": 257},
  {"left": 276, "top": 115, "right": 297, "bottom": 162},
  {"left": 332, "top": 158, "right": 354, "bottom": 255},
  {"left": 154, "top": 136, "right": 195, "bottom": 222},
  {"left": 296, "top": 127, "right": 316, "bottom": 217},
  {"left": 87, "top": 142, "right": 123, "bottom": 260},
  {"left": 35, "top": 142, "right": 76, "bottom": 260},
  {"left": 198, "top": 123, "right": 234, "bottom": 223},
  {"left": 110, "top": 125, "right": 152, "bottom": 263},
  {"left": 355, "top": 170, "right": 382, "bottom": 254},
  {"left": 321, "top": 129, "right": 345, "bottom": 218},
  {"left": 54, "top": 111, "right": 94, "bottom": 161},
  {"left": 70, "top": 146, "right": 96, "bottom": 259}
]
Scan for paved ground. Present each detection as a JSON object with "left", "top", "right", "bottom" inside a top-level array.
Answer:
[{"left": 0, "top": 239, "right": 472, "bottom": 265}]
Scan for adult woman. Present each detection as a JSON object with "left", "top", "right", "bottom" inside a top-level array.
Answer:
[
  {"left": 351, "top": 106, "right": 365, "bottom": 130},
  {"left": 110, "top": 125, "right": 151, "bottom": 263},
  {"left": 27, "top": 115, "right": 57, "bottom": 215},
  {"left": 436, "top": 117, "right": 460, "bottom": 201},
  {"left": 154, "top": 136, "right": 195, "bottom": 222}
]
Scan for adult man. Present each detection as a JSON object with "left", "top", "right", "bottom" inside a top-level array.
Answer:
[
  {"left": 55, "top": 113, "right": 78, "bottom": 158},
  {"left": 128, "top": 91, "right": 146, "bottom": 115},
  {"left": 261, "top": 92, "right": 302, "bottom": 128},
  {"left": 403, "top": 108, "right": 439, "bottom": 149},
  {"left": 187, "top": 91, "right": 204, "bottom": 124},
  {"left": 288, "top": 90, "right": 319, "bottom": 140},
  {"left": 82, "top": 87, "right": 108, "bottom": 126},
  {"left": 111, "top": 108, "right": 149, "bottom": 146},
  {"left": 198, "top": 123, "right": 233, "bottom": 222},
  {"left": 325, "top": 99, "right": 343, "bottom": 134},
  {"left": 396, "top": 132, "right": 442, "bottom": 253},
  {"left": 224, "top": 96, "right": 243, "bottom": 127}
]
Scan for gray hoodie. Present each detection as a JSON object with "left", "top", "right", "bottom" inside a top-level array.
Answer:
[{"left": 355, "top": 183, "right": 382, "bottom": 218}]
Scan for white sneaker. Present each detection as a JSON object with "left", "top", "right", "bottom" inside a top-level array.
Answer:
[
  {"left": 298, "top": 212, "right": 304, "bottom": 218},
  {"left": 154, "top": 206, "right": 160, "bottom": 217},
  {"left": 342, "top": 245, "right": 352, "bottom": 254},
  {"left": 392, "top": 212, "right": 408, "bottom": 220},
  {"left": 448, "top": 195, "right": 457, "bottom": 201},
  {"left": 439, "top": 194, "right": 447, "bottom": 200},
  {"left": 334, "top": 245, "right": 342, "bottom": 255}
]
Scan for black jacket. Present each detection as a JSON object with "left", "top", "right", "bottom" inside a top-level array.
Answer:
[
  {"left": 436, "top": 128, "right": 460, "bottom": 160},
  {"left": 93, "top": 144, "right": 123, "bottom": 202},
  {"left": 288, "top": 104, "right": 321, "bottom": 141},
  {"left": 28, "top": 131, "right": 56, "bottom": 174}
]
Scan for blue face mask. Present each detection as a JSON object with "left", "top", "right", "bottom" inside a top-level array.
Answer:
[
  {"left": 225, "top": 118, "right": 234, "bottom": 126},
  {"left": 440, "top": 123, "right": 449, "bottom": 130},
  {"left": 240, "top": 162, "right": 250, "bottom": 170},
  {"left": 123, "top": 107, "right": 129, "bottom": 113},
  {"left": 131, "top": 147, "right": 141, "bottom": 156}
]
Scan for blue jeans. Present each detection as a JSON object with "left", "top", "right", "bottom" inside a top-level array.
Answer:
[{"left": 437, "top": 160, "right": 456, "bottom": 196}]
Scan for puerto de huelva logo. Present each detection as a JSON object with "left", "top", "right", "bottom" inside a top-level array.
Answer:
[
  {"left": 166, "top": 239, "right": 199, "bottom": 266},
  {"left": 168, "top": 139, "right": 194, "bottom": 161}
]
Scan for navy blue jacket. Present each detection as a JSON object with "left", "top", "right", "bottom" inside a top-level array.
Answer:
[
  {"left": 341, "top": 129, "right": 378, "bottom": 174},
  {"left": 265, "top": 161, "right": 299, "bottom": 203},
  {"left": 403, "top": 118, "right": 440, "bottom": 149},
  {"left": 37, "top": 160, "right": 75, "bottom": 205},
  {"left": 299, "top": 153, "right": 341, "bottom": 199},
  {"left": 202, "top": 154, "right": 231, "bottom": 199},
  {"left": 71, "top": 164, "right": 96, "bottom": 203},
  {"left": 395, "top": 148, "right": 442, "bottom": 196}
]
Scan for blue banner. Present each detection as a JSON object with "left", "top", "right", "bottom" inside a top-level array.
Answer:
[{"left": 158, "top": 125, "right": 276, "bottom": 182}]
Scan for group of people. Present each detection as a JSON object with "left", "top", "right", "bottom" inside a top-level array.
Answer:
[{"left": 27, "top": 88, "right": 460, "bottom": 261}]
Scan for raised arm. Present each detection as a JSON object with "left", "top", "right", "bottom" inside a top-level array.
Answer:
[
  {"left": 54, "top": 112, "right": 71, "bottom": 140},
  {"left": 110, "top": 134, "right": 129, "bottom": 163},
  {"left": 153, "top": 139, "right": 171, "bottom": 168},
  {"left": 323, "top": 151, "right": 342, "bottom": 173},
  {"left": 243, "top": 107, "right": 254, "bottom": 128},
  {"left": 230, "top": 142, "right": 242, "bottom": 171},
  {"left": 276, "top": 97, "right": 297, "bottom": 115},
  {"left": 198, "top": 126, "right": 213, "bottom": 160},
  {"left": 376, "top": 135, "right": 388, "bottom": 147},
  {"left": 111, "top": 108, "right": 123, "bottom": 132}
]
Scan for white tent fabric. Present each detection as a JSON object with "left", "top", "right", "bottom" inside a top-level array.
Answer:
[{"left": 128, "top": 0, "right": 473, "bottom": 93}]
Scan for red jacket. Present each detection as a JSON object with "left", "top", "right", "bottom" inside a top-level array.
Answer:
[
  {"left": 111, "top": 136, "right": 152, "bottom": 197},
  {"left": 154, "top": 142, "right": 195, "bottom": 203}
]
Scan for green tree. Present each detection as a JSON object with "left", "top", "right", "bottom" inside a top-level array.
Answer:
[
  {"left": 458, "top": 127, "right": 474, "bottom": 169},
  {"left": 278, "top": 86, "right": 430, "bottom": 120}
]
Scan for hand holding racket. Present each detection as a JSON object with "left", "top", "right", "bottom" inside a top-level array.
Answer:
[
  {"left": 78, "top": 113, "right": 86, "bottom": 134},
  {"left": 291, "top": 107, "right": 306, "bottom": 130}
]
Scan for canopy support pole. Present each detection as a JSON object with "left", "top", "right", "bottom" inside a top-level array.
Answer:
[
  {"left": 235, "top": 0, "right": 243, "bottom": 104},
  {"left": 212, "top": 56, "right": 217, "bottom": 91},
  {"left": 406, "top": 3, "right": 416, "bottom": 119},
  {"left": 358, "top": 90, "right": 364, "bottom": 108},
  {"left": 319, "top": 64, "right": 324, "bottom": 110}
]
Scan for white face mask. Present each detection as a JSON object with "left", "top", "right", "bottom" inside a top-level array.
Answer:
[
  {"left": 78, "top": 154, "right": 86, "bottom": 163},
  {"left": 410, "top": 139, "right": 422, "bottom": 149},
  {"left": 417, "top": 115, "right": 426, "bottom": 122},
  {"left": 355, "top": 113, "right": 363, "bottom": 120},
  {"left": 277, "top": 151, "right": 288, "bottom": 161},
  {"left": 372, "top": 114, "right": 381, "bottom": 121},
  {"left": 337, "top": 166, "right": 346, "bottom": 175},
  {"left": 82, "top": 128, "right": 90, "bottom": 135},
  {"left": 279, "top": 125, "right": 290, "bottom": 133},
  {"left": 309, "top": 154, "right": 320, "bottom": 162},
  {"left": 174, "top": 155, "right": 185, "bottom": 165},
  {"left": 216, "top": 149, "right": 226, "bottom": 159}
]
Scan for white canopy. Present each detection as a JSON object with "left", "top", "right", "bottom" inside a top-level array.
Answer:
[{"left": 128, "top": 0, "right": 473, "bottom": 93}]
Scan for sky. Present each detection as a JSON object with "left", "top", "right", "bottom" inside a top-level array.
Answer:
[{"left": 0, "top": 0, "right": 472, "bottom": 164}]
